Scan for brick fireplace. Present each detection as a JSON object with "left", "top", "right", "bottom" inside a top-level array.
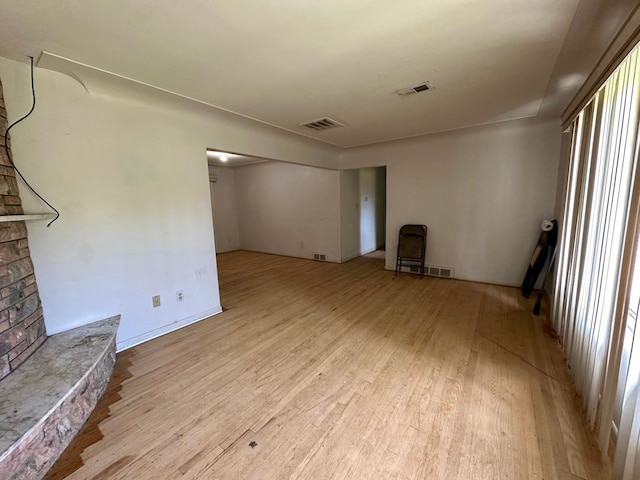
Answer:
[{"left": 0, "top": 78, "right": 47, "bottom": 381}]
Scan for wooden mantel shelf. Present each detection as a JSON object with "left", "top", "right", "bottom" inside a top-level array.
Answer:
[
  {"left": 0, "top": 213, "right": 55, "bottom": 222},
  {"left": 0, "top": 214, "right": 55, "bottom": 223}
]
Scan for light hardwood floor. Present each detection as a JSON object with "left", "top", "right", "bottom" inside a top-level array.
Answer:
[{"left": 46, "top": 251, "right": 610, "bottom": 479}]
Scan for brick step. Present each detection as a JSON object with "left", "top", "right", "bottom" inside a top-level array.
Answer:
[{"left": 0, "top": 316, "right": 119, "bottom": 480}]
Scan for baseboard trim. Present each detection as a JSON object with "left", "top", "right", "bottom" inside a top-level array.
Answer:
[{"left": 116, "top": 306, "right": 223, "bottom": 351}]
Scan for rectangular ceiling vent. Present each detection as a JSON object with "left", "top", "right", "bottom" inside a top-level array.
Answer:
[
  {"left": 300, "top": 117, "right": 344, "bottom": 131},
  {"left": 394, "top": 81, "right": 433, "bottom": 98}
]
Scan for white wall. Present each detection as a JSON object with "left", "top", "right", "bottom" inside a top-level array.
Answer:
[
  {"left": 0, "top": 56, "right": 338, "bottom": 349},
  {"left": 375, "top": 167, "right": 386, "bottom": 248},
  {"left": 340, "top": 118, "right": 562, "bottom": 286},
  {"left": 358, "top": 167, "right": 386, "bottom": 255},
  {"left": 208, "top": 165, "right": 240, "bottom": 253},
  {"left": 235, "top": 161, "right": 341, "bottom": 262},
  {"left": 340, "top": 169, "right": 360, "bottom": 262}
]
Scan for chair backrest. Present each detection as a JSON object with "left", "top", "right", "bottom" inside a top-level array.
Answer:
[
  {"left": 399, "top": 224, "right": 427, "bottom": 238},
  {"left": 397, "top": 224, "right": 427, "bottom": 259}
]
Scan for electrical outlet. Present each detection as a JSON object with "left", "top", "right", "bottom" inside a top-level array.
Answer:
[
  {"left": 176, "top": 290, "right": 184, "bottom": 302},
  {"left": 152, "top": 295, "right": 161, "bottom": 308}
]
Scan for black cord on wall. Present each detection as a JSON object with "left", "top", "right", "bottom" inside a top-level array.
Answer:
[{"left": 3, "top": 56, "right": 60, "bottom": 227}]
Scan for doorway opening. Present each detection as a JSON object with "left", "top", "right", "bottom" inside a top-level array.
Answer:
[
  {"left": 340, "top": 166, "right": 387, "bottom": 263},
  {"left": 207, "top": 149, "right": 269, "bottom": 255}
]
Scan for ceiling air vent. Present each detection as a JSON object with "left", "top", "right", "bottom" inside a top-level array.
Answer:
[
  {"left": 394, "top": 81, "right": 434, "bottom": 98},
  {"left": 300, "top": 117, "right": 344, "bottom": 131}
]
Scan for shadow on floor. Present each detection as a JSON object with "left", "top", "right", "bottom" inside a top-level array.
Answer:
[{"left": 44, "top": 349, "right": 135, "bottom": 479}]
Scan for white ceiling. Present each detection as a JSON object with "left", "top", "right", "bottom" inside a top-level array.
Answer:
[{"left": 0, "top": 0, "right": 631, "bottom": 148}]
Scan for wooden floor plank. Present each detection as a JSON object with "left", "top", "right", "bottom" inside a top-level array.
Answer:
[{"left": 45, "top": 251, "right": 611, "bottom": 479}]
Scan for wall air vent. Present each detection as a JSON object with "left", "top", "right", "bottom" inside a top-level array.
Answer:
[
  {"left": 403, "top": 264, "right": 454, "bottom": 278},
  {"left": 300, "top": 117, "right": 344, "bottom": 131},
  {"left": 394, "top": 81, "right": 434, "bottom": 98},
  {"left": 427, "top": 265, "right": 454, "bottom": 278},
  {"left": 313, "top": 253, "right": 327, "bottom": 261}
]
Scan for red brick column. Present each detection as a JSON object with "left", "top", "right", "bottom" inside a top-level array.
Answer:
[{"left": 0, "top": 77, "right": 46, "bottom": 381}]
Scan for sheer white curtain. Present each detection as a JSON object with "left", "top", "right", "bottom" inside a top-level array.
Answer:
[
  {"left": 552, "top": 46, "right": 640, "bottom": 478},
  {"left": 614, "top": 243, "right": 640, "bottom": 479}
]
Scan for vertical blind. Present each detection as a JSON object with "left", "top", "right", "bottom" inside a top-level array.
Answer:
[
  {"left": 614, "top": 226, "right": 640, "bottom": 479},
  {"left": 553, "top": 45, "right": 640, "bottom": 479}
]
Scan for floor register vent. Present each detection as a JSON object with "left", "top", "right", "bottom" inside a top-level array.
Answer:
[{"left": 408, "top": 265, "right": 454, "bottom": 278}]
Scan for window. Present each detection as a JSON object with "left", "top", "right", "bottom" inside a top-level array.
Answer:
[{"left": 553, "top": 44, "right": 640, "bottom": 479}]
